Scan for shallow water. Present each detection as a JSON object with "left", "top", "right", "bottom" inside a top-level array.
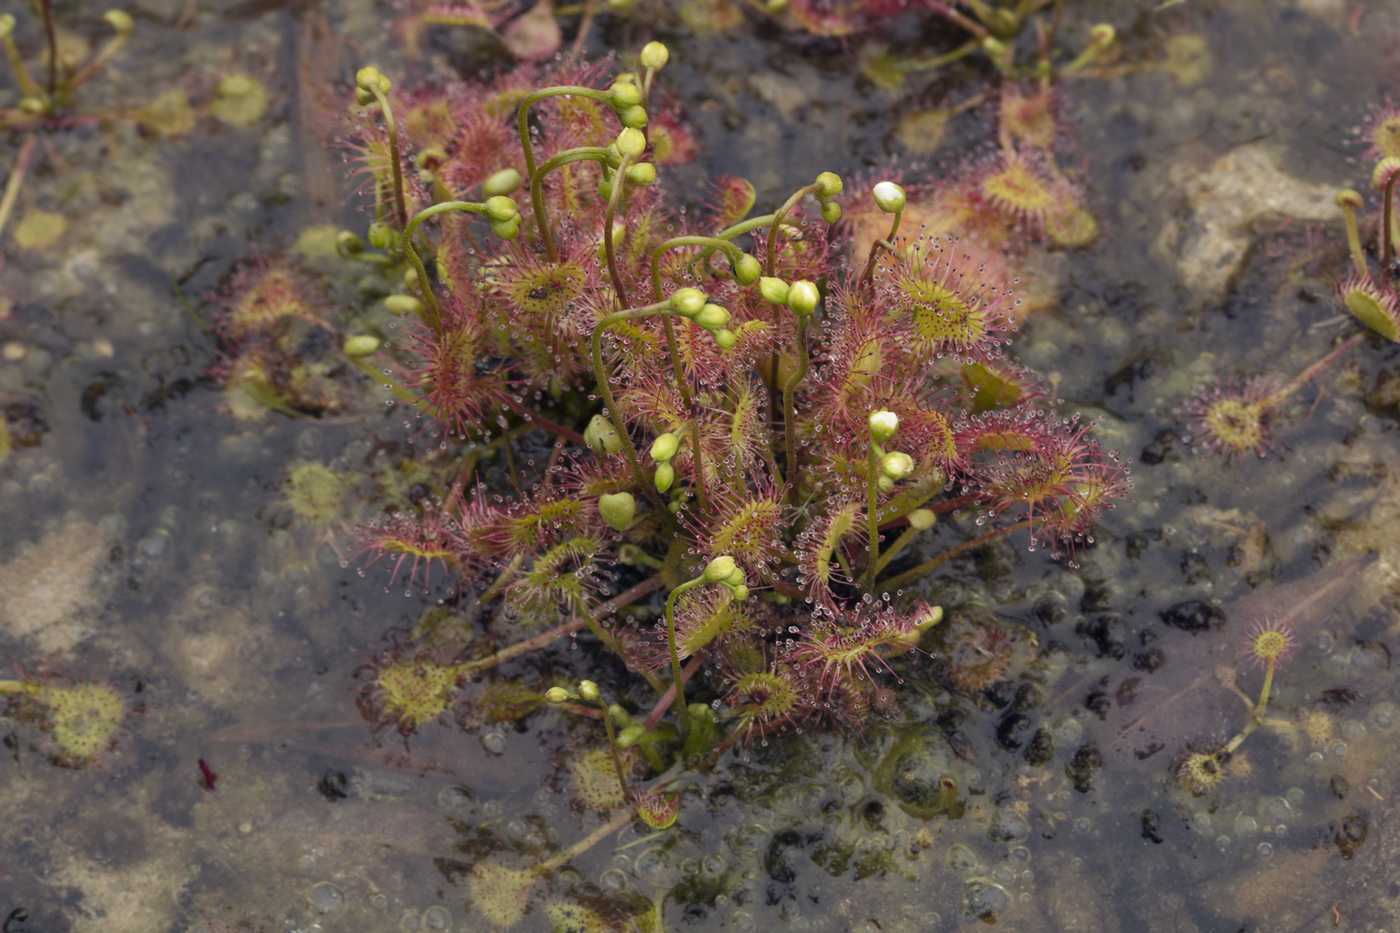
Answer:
[{"left": 3, "top": 1, "right": 1400, "bottom": 931}]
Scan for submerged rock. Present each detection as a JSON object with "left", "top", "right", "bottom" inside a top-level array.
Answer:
[{"left": 1155, "top": 143, "right": 1339, "bottom": 298}]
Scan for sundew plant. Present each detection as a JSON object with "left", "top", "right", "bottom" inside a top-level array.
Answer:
[{"left": 219, "top": 24, "right": 1139, "bottom": 907}]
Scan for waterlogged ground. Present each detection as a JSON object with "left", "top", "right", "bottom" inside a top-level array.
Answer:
[{"left": 3, "top": 0, "right": 1400, "bottom": 931}]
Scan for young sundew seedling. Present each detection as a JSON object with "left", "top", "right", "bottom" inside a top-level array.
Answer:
[
  {"left": 0, "top": 670, "right": 131, "bottom": 767},
  {"left": 315, "top": 37, "right": 1134, "bottom": 883},
  {"left": 1178, "top": 155, "right": 1400, "bottom": 462}
]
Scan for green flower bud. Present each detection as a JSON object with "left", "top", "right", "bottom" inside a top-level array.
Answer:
[
  {"left": 343, "top": 335, "right": 381, "bottom": 358},
  {"left": 608, "top": 703, "right": 633, "bottom": 727},
  {"left": 597, "top": 175, "right": 615, "bottom": 202},
  {"left": 650, "top": 432, "right": 681, "bottom": 462},
  {"left": 619, "top": 106, "right": 649, "bottom": 130},
  {"left": 625, "top": 162, "right": 656, "bottom": 186},
  {"left": 617, "top": 723, "right": 647, "bottom": 747},
  {"left": 694, "top": 303, "right": 731, "bottom": 329},
  {"left": 1089, "top": 23, "right": 1115, "bottom": 47},
  {"left": 668, "top": 499, "right": 683, "bottom": 513},
  {"left": 655, "top": 461, "right": 675, "bottom": 493},
  {"left": 787, "top": 280, "right": 820, "bottom": 317},
  {"left": 403, "top": 267, "right": 419, "bottom": 289},
  {"left": 610, "top": 82, "right": 643, "bottom": 108},
  {"left": 483, "top": 168, "right": 521, "bottom": 196},
  {"left": 617, "top": 127, "right": 648, "bottom": 157},
  {"left": 103, "top": 10, "right": 134, "bottom": 35},
  {"left": 714, "top": 328, "right": 737, "bottom": 350},
  {"left": 598, "top": 492, "right": 636, "bottom": 531},
  {"left": 669, "top": 287, "right": 706, "bottom": 316},
  {"left": 545, "top": 686, "right": 571, "bottom": 704},
  {"left": 734, "top": 254, "right": 762, "bottom": 285},
  {"left": 872, "top": 181, "right": 906, "bottom": 213},
  {"left": 703, "top": 555, "right": 737, "bottom": 583},
  {"left": 815, "top": 171, "right": 843, "bottom": 200},
  {"left": 336, "top": 230, "right": 366, "bottom": 255},
  {"left": 820, "top": 201, "right": 842, "bottom": 224},
  {"left": 384, "top": 294, "right": 423, "bottom": 315},
  {"left": 869, "top": 410, "right": 899, "bottom": 442},
  {"left": 732, "top": 584, "right": 750, "bottom": 601},
  {"left": 354, "top": 86, "right": 376, "bottom": 107},
  {"left": 640, "top": 41, "right": 670, "bottom": 70},
  {"left": 882, "top": 451, "right": 915, "bottom": 480},
  {"left": 490, "top": 217, "right": 521, "bottom": 240},
  {"left": 878, "top": 475, "right": 895, "bottom": 493},
  {"left": 758, "top": 277, "right": 790, "bottom": 304},
  {"left": 0, "top": 15, "right": 15, "bottom": 40},
  {"left": 585, "top": 413, "right": 623, "bottom": 454},
  {"left": 907, "top": 508, "right": 936, "bottom": 531},
  {"left": 355, "top": 66, "right": 390, "bottom": 94},
  {"left": 484, "top": 195, "right": 518, "bottom": 223},
  {"left": 726, "top": 567, "right": 745, "bottom": 587},
  {"left": 367, "top": 221, "right": 395, "bottom": 250},
  {"left": 1336, "top": 188, "right": 1364, "bottom": 210},
  {"left": 578, "top": 680, "right": 600, "bottom": 702}
]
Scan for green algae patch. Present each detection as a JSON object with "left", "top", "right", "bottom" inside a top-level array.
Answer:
[
  {"left": 210, "top": 74, "right": 269, "bottom": 128},
  {"left": 13, "top": 211, "right": 66, "bottom": 250}
]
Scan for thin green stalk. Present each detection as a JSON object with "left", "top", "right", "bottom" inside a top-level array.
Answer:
[
  {"left": 1258, "top": 332, "right": 1364, "bottom": 409},
  {"left": 516, "top": 86, "right": 614, "bottom": 181},
  {"left": 603, "top": 152, "right": 632, "bottom": 307},
  {"left": 537, "top": 805, "right": 638, "bottom": 873},
  {"left": 590, "top": 693, "right": 633, "bottom": 804},
  {"left": 689, "top": 420, "right": 708, "bottom": 512},
  {"left": 1384, "top": 168, "right": 1400, "bottom": 265},
  {"left": 664, "top": 577, "right": 706, "bottom": 740},
  {"left": 1223, "top": 718, "right": 1261, "bottom": 755},
  {"left": 874, "top": 524, "right": 922, "bottom": 575},
  {"left": 662, "top": 317, "right": 690, "bottom": 409},
  {"left": 641, "top": 64, "right": 657, "bottom": 106},
  {"left": 1340, "top": 201, "right": 1367, "bottom": 279},
  {"left": 0, "top": 132, "right": 37, "bottom": 241},
  {"left": 368, "top": 85, "right": 408, "bottom": 230},
  {"left": 40, "top": 0, "right": 57, "bottom": 101},
  {"left": 714, "top": 214, "right": 802, "bottom": 241},
  {"left": 347, "top": 354, "right": 425, "bottom": 408},
  {"left": 400, "top": 200, "right": 495, "bottom": 331},
  {"left": 464, "top": 575, "right": 666, "bottom": 688},
  {"left": 529, "top": 146, "right": 612, "bottom": 263},
  {"left": 1254, "top": 659, "right": 1277, "bottom": 721},
  {"left": 66, "top": 14, "right": 132, "bottom": 95},
  {"left": 865, "top": 441, "right": 880, "bottom": 591},
  {"left": 694, "top": 718, "right": 744, "bottom": 772},
  {"left": 861, "top": 209, "right": 902, "bottom": 286},
  {"left": 904, "top": 38, "right": 980, "bottom": 75},
  {"left": 477, "top": 553, "right": 524, "bottom": 604},
  {"left": 878, "top": 520, "right": 1030, "bottom": 591},
  {"left": 766, "top": 183, "right": 821, "bottom": 276},
  {"left": 781, "top": 319, "right": 809, "bottom": 495},
  {"left": 1, "top": 30, "right": 41, "bottom": 102},
  {"left": 650, "top": 236, "right": 745, "bottom": 296},
  {"left": 591, "top": 304, "right": 673, "bottom": 512}
]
